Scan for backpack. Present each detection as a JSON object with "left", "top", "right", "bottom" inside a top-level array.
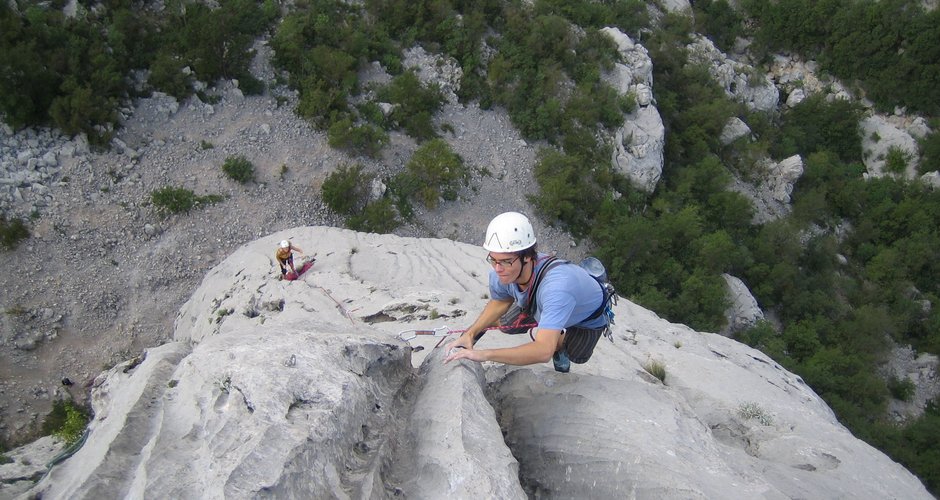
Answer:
[{"left": 498, "top": 256, "right": 616, "bottom": 334}]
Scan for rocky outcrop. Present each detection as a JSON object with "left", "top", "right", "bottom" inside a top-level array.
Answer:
[
  {"left": 403, "top": 46, "right": 463, "bottom": 104},
  {"left": 20, "top": 227, "right": 932, "bottom": 499},
  {"left": 768, "top": 54, "right": 935, "bottom": 183},
  {"left": 770, "top": 55, "right": 854, "bottom": 105},
  {"left": 659, "top": 0, "right": 691, "bottom": 13},
  {"left": 860, "top": 114, "right": 923, "bottom": 179},
  {"left": 884, "top": 345, "right": 940, "bottom": 423},
  {"left": 686, "top": 35, "right": 779, "bottom": 113},
  {"left": 601, "top": 27, "right": 666, "bottom": 193},
  {"left": 730, "top": 154, "right": 804, "bottom": 224}
]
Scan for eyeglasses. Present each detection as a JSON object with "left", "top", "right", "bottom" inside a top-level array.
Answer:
[{"left": 486, "top": 255, "right": 520, "bottom": 267}]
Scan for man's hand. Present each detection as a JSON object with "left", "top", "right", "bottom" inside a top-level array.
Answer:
[
  {"left": 444, "top": 344, "right": 488, "bottom": 364},
  {"left": 443, "top": 332, "right": 474, "bottom": 354}
]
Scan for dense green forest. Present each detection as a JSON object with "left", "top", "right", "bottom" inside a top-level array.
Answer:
[{"left": 2, "top": 0, "right": 939, "bottom": 493}]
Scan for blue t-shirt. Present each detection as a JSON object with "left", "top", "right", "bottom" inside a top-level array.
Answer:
[{"left": 489, "top": 253, "right": 607, "bottom": 330}]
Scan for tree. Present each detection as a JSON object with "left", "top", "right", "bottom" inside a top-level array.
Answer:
[
  {"left": 530, "top": 148, "right": 605, "bottom": 233},
  {"left": 782, "top": 319, "right": 823, "bottom": 362},
  {"left": 775, "top": 94, "right": 863, "bottom": 163}
]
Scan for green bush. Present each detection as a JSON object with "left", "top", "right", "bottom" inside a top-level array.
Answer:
[
  {"left": 149, "top": 51, "right": 193, "bottom": 99},
  {"left": 348, "top": 198, "right": 400, "bottom": 233},
  {"left": 237, "top": 73, "right": 265, "bottom": 96},
  {"left": 530, "top": 148, "right": 606, "bottom": 235},
  {"left": 327, "top": 118, "right": 389, "bottom": 158},
  {"left": 1, "top": 214, "right": 30, "bottom": 250},
  {"left": 377, "top": 70, "right": 445, "bottom": 141},
  {"left": 692, "top": 0, "right": 744, "bottom": 53},
  {"left": 222, "top": 155, "right": 255, "bottom": 184},
  {"left": 742, "top": 0, "right": 940, "bottom": 116},
  {"left": 41, "top": 400, "right": 88, "bottom": 445},
  {"left": 737, "top": 401, "right": 774, "bottom": 425},
  {"left": 151, "top": 187, "right": 224, "bottom": 215},
  {"left": 888, "top": 376, "right": 916, "bottom": 402},
  {"left": 773, "top": 94, "right": 863, "bottom": 163},
  {"left": 272, "top": 0, "right": 396, "bottom": 128},
  {"left": 919, "top": 128, "right": 940, "bottom": 175},
  {"left": 386, "top": 170, "right": 420, "bottom": 220},
  {"left": 402, "top": 139, "right": 468, "bottom": 208},
  {"left": 321, "top": 164, "right": 374, "bottom": 215}
]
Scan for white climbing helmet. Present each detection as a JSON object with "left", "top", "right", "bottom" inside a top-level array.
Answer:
[
  {"left": 483, "top": 212, "right": 536, "bottom": 253},
  {"left": 280, "top": 240, "right": 290, "bottom": 248}
]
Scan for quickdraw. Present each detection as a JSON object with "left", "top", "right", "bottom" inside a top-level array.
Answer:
[
  {"left": 395, "top": 326, "right": 452, "bottom": 342},
  {"left": 394, "top": 322, "right": 541, "bottom": 348}
]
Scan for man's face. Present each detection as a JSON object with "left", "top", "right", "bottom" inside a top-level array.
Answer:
[{"left": 487, "top": 252, "right": 522, "bottom": 284}]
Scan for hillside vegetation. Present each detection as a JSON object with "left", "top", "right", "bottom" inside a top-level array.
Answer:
[{"left": 1, "top": 0, "right": 939, "bottom": 493}]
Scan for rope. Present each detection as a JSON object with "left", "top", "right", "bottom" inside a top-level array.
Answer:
[{"left": 309, "top": 283, "right": 355, "bottom": 325}]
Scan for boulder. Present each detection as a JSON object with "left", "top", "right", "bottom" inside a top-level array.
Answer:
[
  {"left": 769, "top": 155, "right": 803, "bottom": 204},
  {"left": 721, "top": 274, "right": 765, "bottom": 337},
  {"left": 720, "top": 117, "right": 752, "bottom": 146},
  {"left": 600, "top": 27, "right": 654, "bottom": 90},
  {"left": 922, "top": 171, "right": 940, "bottom": 188},
  {"left": 659, "top": 0, "right": 691, "bottom": 13}
]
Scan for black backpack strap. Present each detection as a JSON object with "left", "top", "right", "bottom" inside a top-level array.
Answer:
[
  {"left": 581, "top": 278, "right": 611, "bottom": 323},
  {"left": 522, "top": 257, "right": 565, "bottom": 316}
]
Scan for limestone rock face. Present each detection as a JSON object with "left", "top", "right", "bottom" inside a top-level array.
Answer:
[
  {"left": 601, "top": 27, "right": 665, "bottom": 193},
  {"left": 600, "top": 27, "right": 653, "bottom": 90},
  {"left": 25, "top": 227, "right": 933, "bottom": 499}
]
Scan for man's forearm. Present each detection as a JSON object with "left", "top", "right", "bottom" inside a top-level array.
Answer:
[{"left": 474, "top": 330, "right": 559, "bottom": 365}]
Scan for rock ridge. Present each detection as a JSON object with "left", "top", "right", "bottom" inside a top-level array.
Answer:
[{"left": 18, "top": 226, "right": 931, "bottom": 499}]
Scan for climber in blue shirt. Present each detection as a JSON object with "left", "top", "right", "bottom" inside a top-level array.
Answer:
[{"left": 444, "top": 212, "right": 610, "bottom": 372}]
